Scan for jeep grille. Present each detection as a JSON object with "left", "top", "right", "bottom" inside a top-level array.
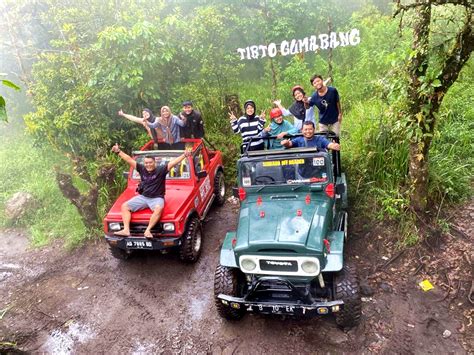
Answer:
[{"left": 259, "top": 259, "right": 298, "bottom": 272}]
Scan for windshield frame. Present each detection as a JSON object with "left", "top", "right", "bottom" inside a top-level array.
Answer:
[
  {"left": 132, "top": 152, "right": 191, "bottom": 180},
  {"left": 238, "top": 151, "right": 332, "bottom": 188}
]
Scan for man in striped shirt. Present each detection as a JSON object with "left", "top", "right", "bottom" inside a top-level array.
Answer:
[{"left": 229, "top": 100, "right": 266, "bottom": 152}]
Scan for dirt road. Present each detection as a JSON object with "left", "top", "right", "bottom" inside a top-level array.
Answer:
[{"left": 1, "top": 202, "right": 471, "bottom": 354}]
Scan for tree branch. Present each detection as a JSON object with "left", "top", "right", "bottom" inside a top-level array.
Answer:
[
  {"left": 436, "top": 9, "right": 474, "bottom": 94},
  {"left": 393, "top": 0, "right": 473, "bottom": 18}
]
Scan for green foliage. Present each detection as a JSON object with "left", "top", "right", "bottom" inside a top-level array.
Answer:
[
  {"left": 0, "top": 134, "right": 88, "bottom": 247},
  {"left": 0, "top": 75, "right": 21, "bottom": 122},
  {"left": 1, "top": 0, "right": 472, "bottom": 249}
]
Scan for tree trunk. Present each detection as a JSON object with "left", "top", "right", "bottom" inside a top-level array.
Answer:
[
  {"left": 56, "top": 171, "right": 100, "bottom": 230},
  {"left": 406, "top": 2, "right": 431, "bottom": 211}
]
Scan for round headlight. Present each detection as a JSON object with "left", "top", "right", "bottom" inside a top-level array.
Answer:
[
  {"left": 162, "top": 223, "right": 175, "bottom": 232},
  {"left": 241, "top": 258, "right": 257, "bottom": 272},
  {"left": 301, "top": 260, "right": 318, "bottom": 274}
]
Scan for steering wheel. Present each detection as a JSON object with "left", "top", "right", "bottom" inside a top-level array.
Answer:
[{"left": 255, "top": 175, "right": 276, "bottom": 184}]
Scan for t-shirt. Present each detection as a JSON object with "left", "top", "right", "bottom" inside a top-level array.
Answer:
[
  {"left": 308, "top": 86, "right": 340, "bottom": 125},
  {"left": 136, "top": 163, "right": 168, "bottom": 198},
  {"left": 290, "top": 135, "right": 330, "bottom": 150}
]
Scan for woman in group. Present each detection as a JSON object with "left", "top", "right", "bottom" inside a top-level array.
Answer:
[
  {"left": 145, "top": 106, "right": 187, "bottom": 144},
  {"left": 273, "top": 85, "right": 316, "bottom": 131},
  {"left": 118, "top": 108, "right": 162, "bottom": 143},
  {"left": 230, "top": 100, "right": 266, "bottom": 151}
]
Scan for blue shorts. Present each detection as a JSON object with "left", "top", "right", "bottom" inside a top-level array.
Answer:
[{"left": 127, "top": 195, "right": 164, "bottom": 212}]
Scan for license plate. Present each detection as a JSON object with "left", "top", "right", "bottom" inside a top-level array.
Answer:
[
  {"left": 126, "top": 240, "right": 153, "bottom": 249},
  {"left": 246, "top": 304, "right": 297, "bottom": 314}
]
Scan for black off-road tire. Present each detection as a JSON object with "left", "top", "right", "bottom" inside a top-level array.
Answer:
[
  {"left": 179, "top": 217, "right": 202, "bottom": 263},
  {"left": 334, "top": 263, "right": 362, "bottom": 329},
  {"left": 214, "top": 265, "right": 246, "bottom": 320},
  {"left": 214, "top": 170, "right": 226, "bottom": 206},
  {"left": 109, "top": 246, "right": 132, "bottom": 260}
]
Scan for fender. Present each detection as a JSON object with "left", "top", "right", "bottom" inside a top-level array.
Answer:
[
  {"left": 321, "top": 231, "right": 344, "bottom": 272},
  {"left": 219, "top": 231, "right": 238, "bottom": 267}
]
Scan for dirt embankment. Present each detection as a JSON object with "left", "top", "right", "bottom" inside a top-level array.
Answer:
[{"left": 1, "top": 201, "right": 472, "bottom": 354}]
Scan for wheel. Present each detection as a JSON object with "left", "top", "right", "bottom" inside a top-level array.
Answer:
[
  {"left": 214, "top": 265, "right": 246, "bottom": 320},
  {"left": 214, "top": 170, "right": 226, "bottom": 206},
  {"left": 179, "top": 216, "right": 202, "bottom": 263},
  {"left": 334, "top": 263, "right": 362, "bottom": 329},
  {"left": 109, "top": 246, "right": 132, "bottom": 260},
  {"left": 255, "top": 175, "right": 276, "bottom": 184}
]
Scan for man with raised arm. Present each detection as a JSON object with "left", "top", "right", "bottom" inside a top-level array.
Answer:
[
  {"left": 281, "top": 121, "right": 340, "bottom": 151},
  {"left": 111, "top": 143, "right": 190, "bottom": 239}
]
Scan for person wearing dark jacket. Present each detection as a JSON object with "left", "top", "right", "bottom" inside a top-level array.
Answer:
[
  {"left": 273, "top": 86, "right": 316, "bottom": 131},
  {"left": 179, "top": 101, "right": 205, "bottom": 138}
]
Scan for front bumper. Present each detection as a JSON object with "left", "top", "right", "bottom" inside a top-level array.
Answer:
[
  {"left": 105, "top": 235, "right": 181, "bottom": 251},
  {"left": 217, "top": 294, "right": 343, "bottom": 316},
  {"left": 217, "top": 276, "right": 343, "bottom": 317}
]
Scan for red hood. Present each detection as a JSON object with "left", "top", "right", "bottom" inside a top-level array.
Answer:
[{"left": 105, "top": 183, "right": 194, "bottom": 222}]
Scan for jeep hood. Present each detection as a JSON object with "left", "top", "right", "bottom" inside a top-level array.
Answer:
[
  {"left": 104, "top": 184, "right": 194, "bottom": 222},
  {"left": 235, "top": 194, "right": 331, "bottom": 253}
]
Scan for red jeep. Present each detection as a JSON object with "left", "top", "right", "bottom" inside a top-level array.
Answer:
[{"left": 103, "top": 139, "right": 225, "bottom": 262}]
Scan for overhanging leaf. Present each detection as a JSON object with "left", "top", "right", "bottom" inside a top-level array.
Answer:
[
  {"left": 1, "top": 80, "right": 21, "bottom": 91},
  {"left": 0, "top": 96, "right": 7, "bottom": 122}
]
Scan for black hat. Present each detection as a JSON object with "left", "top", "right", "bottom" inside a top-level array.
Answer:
[{"left": 182, "top": 100, "right": 193, "bottom": 106}]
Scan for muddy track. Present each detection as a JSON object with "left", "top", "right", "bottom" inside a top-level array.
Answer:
[{"left": 0, "top": 202, "right": 471, "bottom": 354}]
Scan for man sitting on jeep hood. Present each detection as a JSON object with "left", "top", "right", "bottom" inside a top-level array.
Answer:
[
  {"left": 111, "top": 143, "right": 190, "bottom": 239},
  {"left": 281, "top": 121, "right": 340, "bottom": 151}
]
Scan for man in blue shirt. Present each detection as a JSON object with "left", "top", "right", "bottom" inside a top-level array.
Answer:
[
  {"left": 281, "top": 121, "right": 340, "bottom": 151},
  {"left": 305, "top": 75, "right": 342, "bottom": 136}
]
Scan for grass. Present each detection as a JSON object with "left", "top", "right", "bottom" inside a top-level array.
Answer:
[{"left": 0, "top": 132, "right": 89, "bottom": 247}]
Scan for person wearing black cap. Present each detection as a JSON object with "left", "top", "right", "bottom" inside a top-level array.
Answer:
[
  {"left": 273, "top": 85, "right": 316, "bottom": 132},
  {"left": 229, "top": 100, "right": 266, "bottom": 151},
  {"left": 179, "top": 101, "right": 205, "bottom": 139}
]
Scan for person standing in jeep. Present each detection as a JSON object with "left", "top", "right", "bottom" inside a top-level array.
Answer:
[
  {"left": 111, "top": 143, "right": 190, "bottom": 239},
  {"left": 306, "top": 75, "right": 342, "bottom": 135},
  {"left": 179, "top": 100, "right": 205, "bottom": 138}
]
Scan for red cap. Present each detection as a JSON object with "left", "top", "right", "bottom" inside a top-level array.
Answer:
[{"left": 270, "top": 108, "right": 282, "bottom": 119}]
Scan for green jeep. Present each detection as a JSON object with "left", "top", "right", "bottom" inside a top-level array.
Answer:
[{"left": 214, "top": 134, "right": 361, "bottom": 328}]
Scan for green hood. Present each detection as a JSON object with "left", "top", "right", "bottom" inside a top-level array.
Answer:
[{"left": 235, "top": 193, "right": 332, "bottom": 255}]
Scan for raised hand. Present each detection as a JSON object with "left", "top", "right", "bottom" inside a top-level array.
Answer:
[
  {"left": 228, "top": 111, "right": 237, "bottom": 122},
  {"left": 118, "top": 109, "right": 124, "bottom": 116},
  {"left": 111, "top": 143, "right": 121, "bottom": 153}
]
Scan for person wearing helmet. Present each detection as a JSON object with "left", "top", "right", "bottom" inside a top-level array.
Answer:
[
  {"left": 261, "top": 107, "right": 299, "bottom": 149},
  {"left": 229, "top": 100, "right": 266, "bottom": 151},
  {"left": 273, "top": 85, "right": 316, "bottom": 131}
]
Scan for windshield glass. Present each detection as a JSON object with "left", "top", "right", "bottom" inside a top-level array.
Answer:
[
  {"left": 240, "top": 156, "right": 329, "bottom": 186},
  {"left": 132, "top": 154, "right": 190, "bottom": 180}
]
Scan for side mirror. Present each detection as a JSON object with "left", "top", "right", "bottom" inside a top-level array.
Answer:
[
  {"left": 336, "top": 183, "right": 345, "bottom": 195},
  {"left": 197, "top": 170, "right": 208, "bottom": 179},
  {"left": 123, "top": 171, "right": 129, "bottom": 179},
  {"left": 232, "top": 187, "right": 240, "bottom": 198}
]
